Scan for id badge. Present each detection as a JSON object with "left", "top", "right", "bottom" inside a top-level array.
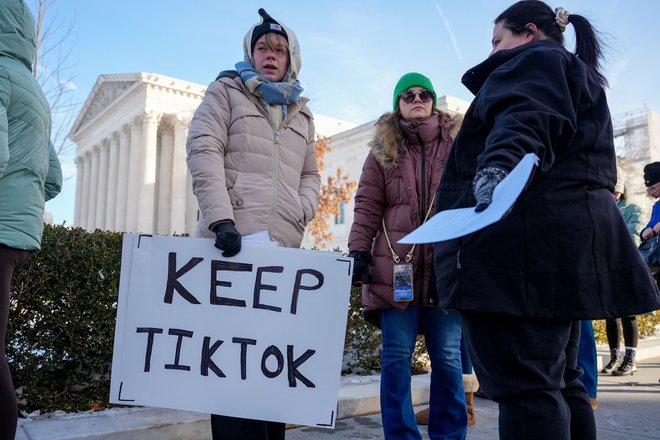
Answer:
[{"left": 393, "top": 263, "right": 414, "bottom": 302}]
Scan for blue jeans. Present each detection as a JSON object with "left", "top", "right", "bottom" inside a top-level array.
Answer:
[
  {"left": 577, "top": 320, "right": 598, "bottom": 398},
  {"left": 380, "top": 306, "right": 466, "bottom": 440}
]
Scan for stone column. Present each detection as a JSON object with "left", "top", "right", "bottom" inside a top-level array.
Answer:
[
  {"left": 80, "top": 152, "right": 92, "bottom": 230},
  {"left": 74, "top": 155, "right": 85, "bottom": 227},
  {"left": 157, "top": 117, "right": 174, "bottom": 234},
  {"left": 170, "top": 116, "right": 190, "bottom": 235},
  {"left": 115, "top": 125, "right": 130, "bottom": 232},
  {"left": 95, "top": 139, "right": 110, "bottom": 230},
  {"left": 138, "top": 112, "right": 160, "bottom": 233},
  {"left": 87, "top": 145, "right": 100, "bottom": 230},
  {"left": 185, "top": 172, "right": 199, "bottom": 236},
  {"left": 126, "top": 116, "right": 143, "bottom": 232},
  {"left": 105, "top": 133, "right": 120, "bottom": 231}
]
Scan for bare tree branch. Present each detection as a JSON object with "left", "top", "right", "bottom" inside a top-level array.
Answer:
[{"left": 32, "top": 0, "right": 79, "bottom": 157}]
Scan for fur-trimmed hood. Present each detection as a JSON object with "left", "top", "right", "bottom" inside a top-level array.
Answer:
[
  {"left": 349, "top": 108, "right": 460, "bottom": 319},
  {"left": 368, "top": 110, "right": 462, "bottom": 169}
]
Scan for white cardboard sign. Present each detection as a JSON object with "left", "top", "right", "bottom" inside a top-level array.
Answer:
[{"left": 110, "top": 234, "right": 352, "bottom": 429}]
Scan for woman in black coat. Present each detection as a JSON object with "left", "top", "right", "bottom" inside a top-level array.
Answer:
[{"left": 432, "top": 2, "right": 660, "bottom": 439}]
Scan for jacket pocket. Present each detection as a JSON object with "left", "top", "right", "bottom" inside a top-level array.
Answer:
[
  {"left": 283, "top": 117, "right": 312, "bottom": 157},
  {"left": 286, "top": 116, "right": 311, "bottom": 141},
  {"left": 227, "top": 187, "right": 244, "bottom": 210},
  {"left": 293, "top": 196, "right": 306, "bottom": 231},
  {"left": 227, "top": 173, "right": 245, "bottom": 210}
]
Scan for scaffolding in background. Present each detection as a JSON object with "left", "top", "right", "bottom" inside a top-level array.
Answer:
[
  {"left": 613, "top": 105, "right": 660, "bottom": 220},
  {"left": 613, "top": 107, "right": 649, "bottom": 160}
]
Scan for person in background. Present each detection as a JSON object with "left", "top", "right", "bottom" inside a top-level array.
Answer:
[
  {"left": 642, "top": 163, "right": 660, "bottom": 386},
  {"left": 431, "top": 1, "right": 660, "bottom": 439},
  {"left": 0, "top": 1, "right": 62, "bottom": 438},
  {"left": 348, "top": 72, "right": 466, "bottom": 439},
  {"left": 615, "top": 168, "right": 643, "bottom": 249},
  {"left": 186, "top": 8, "right": 319, "bottom": 440},
  {"left": 579, "top": 166, "right": 641, "bottom": 408},
  {"left": 641, "top": 162, "right": 660, "bottom": 243},
  {"left": 602, "top": 163, "right": 659, "bottom": 377}
]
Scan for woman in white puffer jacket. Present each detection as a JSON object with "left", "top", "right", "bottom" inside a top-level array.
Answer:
[{"left": 185, "top": 8, "right": 320, "bottom": 440}]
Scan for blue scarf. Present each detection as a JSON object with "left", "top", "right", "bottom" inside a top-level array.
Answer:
[{"left": 235, "top": 61, "right": 303, "bottom": 119}]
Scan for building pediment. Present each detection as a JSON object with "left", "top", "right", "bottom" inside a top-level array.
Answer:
[
  {"left": 69, "top": 73, "right": 145, "bottom": 140},
  {"left": 69, "top": 73, "right": 209, "bottom": 141},
  {"left": 77, "top": 81, "right": 136, "bottom": 129}
]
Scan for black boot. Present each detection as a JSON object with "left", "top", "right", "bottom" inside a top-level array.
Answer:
[
  {"left": 612, "top": 348, "right": 637, "bottom": 376},
  {"left": 600, "top": 348, "right": 619, "bottom": 374}
]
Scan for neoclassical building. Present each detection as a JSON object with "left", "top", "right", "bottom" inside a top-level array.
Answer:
[{"left": 70, "top": 73, "right": 205, "bottom": 236}]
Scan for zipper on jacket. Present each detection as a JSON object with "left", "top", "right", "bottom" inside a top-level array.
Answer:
[
  {"left": 415, "top": 127, "right": 427, "bottom": 219},
  {"left": 456, "top": 249, "right": 462, "bottom": 269},
  {"left": 269, "top": 131, "right": 281, "bottom": 233},
  {"left": 414, "top": 126, "right": 430, "bottom": 303},
  {"left": 456, "top": 237, "right": 464, "bottom": 270}
]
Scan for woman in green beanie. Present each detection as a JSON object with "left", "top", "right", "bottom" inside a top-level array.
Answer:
[{"left": 348, "top": 72, "right": 467, "bottom": 439}]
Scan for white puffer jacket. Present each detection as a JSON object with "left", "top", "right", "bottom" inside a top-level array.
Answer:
[
  {"left": 187, "top": 16, "right": 319, "bottom": 248},
  {"left": 186, "top": 76, "right": 319, "bottom": 247}
]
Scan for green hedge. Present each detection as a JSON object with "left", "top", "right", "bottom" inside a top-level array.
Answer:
[
  {"left": 9, "top": 225, "right": 122, "bottom": 412},
  {"left": 7, "top": 225, "right": 660, "bottom": 413}
]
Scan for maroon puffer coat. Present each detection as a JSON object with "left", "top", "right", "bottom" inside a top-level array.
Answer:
[{"left": 348, "top": 110, "right": 458, "bottom": 325}]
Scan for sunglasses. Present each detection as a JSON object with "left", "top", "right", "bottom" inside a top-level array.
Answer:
[
  {"left": 400, "top": 90, "right": 435, "bottom": 104},
  {"left": 647, "top": 182, "right": 660, "bottom": 193}
]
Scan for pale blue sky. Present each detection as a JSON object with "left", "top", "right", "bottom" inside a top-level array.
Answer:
[{"left": 35, "top": 0, "right": 660, "bottom": 225}]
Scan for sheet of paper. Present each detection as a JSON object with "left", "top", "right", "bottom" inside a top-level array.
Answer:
[
  {"left": 243, "top": 230, "right": 278, "bottom": 246},
  {"left": 399, "top": 153, "right": 539, "bottom": 244}
]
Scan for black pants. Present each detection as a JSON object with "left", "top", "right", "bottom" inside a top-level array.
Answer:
[
  {"left": 605, "top": 316, "right": 638, "bottom": 350},
  {"left": 461, "top": 312, "right": 596, "bottom": 440},
  {"left": 0, "top": 246, "right": 31, "bottom": 440},
  {"left": 211, "top": 414, "right": 285, "bottom": 440}
]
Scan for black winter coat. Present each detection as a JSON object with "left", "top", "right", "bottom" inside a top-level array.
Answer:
[{"left": 433, "top": 41, "right": 660, "bottom": 319}]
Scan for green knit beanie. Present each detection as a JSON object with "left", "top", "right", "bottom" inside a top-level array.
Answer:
[{"left": 392, "top": 72, "right": 437, "bottom": 110}]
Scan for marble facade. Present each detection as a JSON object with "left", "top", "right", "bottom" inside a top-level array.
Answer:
[{"left": 71, "top": 73, "right": 207, "bottom": 236}]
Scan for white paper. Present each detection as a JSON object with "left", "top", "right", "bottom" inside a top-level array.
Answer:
[
  {"left": 243, "top": 230, "right": 278, "bottom": 246},
  {"left": 399, "top": 153, "right": 539, "bottom": 244}
]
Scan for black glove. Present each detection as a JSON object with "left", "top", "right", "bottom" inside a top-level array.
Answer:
[
  {"left": 212, "top": 221, "right": 242, "bottom": 257},
  {"left": 349, "top": 250, "right": 372, "bottom": 286},
  {"left": 473, "top": 167, "right": 508, "bottom": 212}
]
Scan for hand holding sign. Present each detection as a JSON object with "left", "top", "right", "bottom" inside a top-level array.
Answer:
[{"left": 212, "top": 221, "right": 241, "bottom": 257}]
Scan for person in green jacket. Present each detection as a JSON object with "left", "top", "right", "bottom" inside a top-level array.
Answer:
[
  {"left": 0, "top": 1, "right": 62, "bottom": 437},
  {"left": 601, "top": 169, "right": 645, "bottom": 377}
]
